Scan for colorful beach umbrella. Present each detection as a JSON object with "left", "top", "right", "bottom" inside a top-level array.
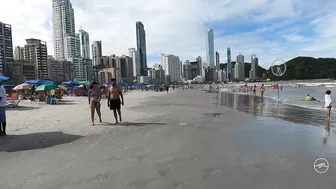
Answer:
[
  {"left": 78, "top": 81, "right": 90, "bottom": 85},
  {"left": 58, "top": 85, "right": 67, "bottom": 90},
  {"left": 13, "top": 83, "right": 33, "bottom": 90},
  {"left": 35, "top": 83, "right": 58, "bottom": 92}
]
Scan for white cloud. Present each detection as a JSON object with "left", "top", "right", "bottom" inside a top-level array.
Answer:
[{"left": 0, "top": 0, "right": 336, "bottom": 69}]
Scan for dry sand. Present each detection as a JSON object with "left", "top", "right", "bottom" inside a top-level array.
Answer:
[{"left": 6, "top": 90, "right": 170, "bottom": 136}]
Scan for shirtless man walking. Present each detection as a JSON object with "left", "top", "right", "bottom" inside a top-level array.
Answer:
[{"left": 108, "top": 78, "right": 124, "bottom": 123}]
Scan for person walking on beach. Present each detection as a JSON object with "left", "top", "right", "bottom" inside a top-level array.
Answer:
[
  {"left": 0, "top": 82, "right": 7, "bottom": 135},
  {"left": 108, "top": 78, "right": 124, "bottom": 123},
  {"left": 325, "top": 90, "right": 332, "bottom": 119},
  {"left": 260, "top": 84, "right": 265, "bottom": 98},
  {"left": 88, "top": 81, "right": 102, "bottom": 126}
]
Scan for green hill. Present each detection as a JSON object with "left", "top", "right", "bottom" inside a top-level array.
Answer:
[{"left": 265, "top": 56, "right": 336, "bottom": 80}]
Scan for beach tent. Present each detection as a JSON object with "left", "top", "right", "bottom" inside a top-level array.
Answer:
[
  {"left": 25, "top": 80, "right": 54, "bottom": 85},
  {"left": 62, "top": 80, "right": 79, "bottom": 85},
  {"left": 0, "top": 76, "right": 11, "bottom": 81}
]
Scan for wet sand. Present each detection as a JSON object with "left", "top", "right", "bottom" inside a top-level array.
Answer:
[{"left": 0, "top": 90, "right": 335, "bottom": 189}]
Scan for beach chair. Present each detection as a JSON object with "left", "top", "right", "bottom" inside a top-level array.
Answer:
[{"left": 6, "top": 93, "right": 22, "bottom": 107}]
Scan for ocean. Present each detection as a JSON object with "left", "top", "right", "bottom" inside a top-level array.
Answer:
[{"left": 216, "top": 81, "right": 336, "bottom": 127}]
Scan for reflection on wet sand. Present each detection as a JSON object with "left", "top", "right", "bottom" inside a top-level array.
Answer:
[
  {"left": 323, "top": 119, "right": 331, "bottom": 145},
  {"left": 218, "top": 92, "right": 333, "bottom": 127}
]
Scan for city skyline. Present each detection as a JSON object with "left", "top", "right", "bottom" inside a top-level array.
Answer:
[{"left": 1, "top": 0, "right": 336, "bottom": 68}]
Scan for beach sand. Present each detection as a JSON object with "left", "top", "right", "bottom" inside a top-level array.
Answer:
[{"left": 0, "top": 89, "right": 335, "bottom": 189}]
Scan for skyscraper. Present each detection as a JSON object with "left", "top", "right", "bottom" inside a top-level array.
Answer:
[
  {"left": 215, "top": 51, "right": 220, "bottom": 71},
  {"left": 24, "top": 38, "right": 48, "bottom": 79},
  {"left": 206, "top": 28, "right": 215, "bottom": 68},
  {"left": 14, "top": 46, "right": 24, "bottom": 60},
  {"left": 161, "top": 54, "right": 182, "bottom": 82},
  {"left": 52, "top": 0, "right": 83, "bottom": 80},
  {"left": 235, "top": 53, "right": 245, "bottom": 81},
  {"left": 0, "top": 22, "right": 13, "bottom": 76},
  {"left": 136, "top": 21, "right": 147, "bottom": 76},
  {"left": 196, "top": 56, "right": 202, "bottom": 76},
  {"left": 52, "top": 0, "right": 75, "bottom": 60},
  {"left": 92, "top": 41, "right": 102, "bottom": 66},
  {"left": 79, "top": 29, "right": 90, "bottom": 59},
  {"left": 251, "top": 54, "right": 259, "bottom": 79},
  {"left": 128, "top": 48, "right": 140, "bottom": 77},
  {"left": 227, "top": 47, "right": 231, "bottom": 81}
]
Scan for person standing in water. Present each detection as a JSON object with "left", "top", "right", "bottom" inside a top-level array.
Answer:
[
  {"left": 108, "top": 78, "right": 124, "bottom": 123},
  {"left": 88, "top": 81, "right": 102, "bottom": 126},
  {"left": 260, "top": 84, "right": 265, "bottom": 98},
  {"left": 252, "top": 84, "right": 257, "bottom": 96},
  {"left": 325, "top": 90, "right": 332, "bottom": 119}
]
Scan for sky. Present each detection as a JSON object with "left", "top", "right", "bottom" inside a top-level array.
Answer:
[{"left": 1, "top": 0, "right": 335, "bottom": 69}]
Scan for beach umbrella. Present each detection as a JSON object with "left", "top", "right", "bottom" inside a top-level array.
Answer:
[
  {"left": 3, "top": 84, "right": 15, "bottom": 88},
  {"left": 58, "top": 85, "right": 67, "bottom": 90},
  {"left": 25, "top": 80, "right": 54, "bottom": 85},
  {"left": 0, "top": 76, "right": 11, "bottom": 81},
  {"left": 35, "top": 83, "right": 58, "bottom": 92},
  {"left": 62, "top": 80, "right": 79, "bottom": 85},
  {"left": 13, "top": 83, "right": 33, "bottom": 90},
  {"left": 78, "top": 81, "right": 90, "bottom": 85}
]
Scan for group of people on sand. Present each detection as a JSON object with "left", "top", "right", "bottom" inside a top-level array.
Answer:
[{"left": 88, "top": 78, "right": 124, "bottom": 126}]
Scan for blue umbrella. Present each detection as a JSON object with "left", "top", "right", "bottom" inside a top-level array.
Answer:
[
  {"left": 62, "top": 80, "right": 79, "bottom": 85},
  {"left": 0, "top": 76, "right": 11, "bottom": 81},
  {"left": 2, "top": 84, "right": 15, "bottom": 87},
  {"left": 25, "top": 80, "right": 54, "bottom": 85}
]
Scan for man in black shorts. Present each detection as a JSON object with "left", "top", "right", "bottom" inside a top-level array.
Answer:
[{"left": 107, "top": 78, "right": 124, "bottom": 123}]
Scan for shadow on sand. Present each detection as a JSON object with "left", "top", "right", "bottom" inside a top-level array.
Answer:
[
  {"left": 6, "top": 106, "right": 41, "bottom": 111},
  {"left": 102, "top": 121, "right": 167, "bottom": 127},
  {"left": 0, "top": 131, "right": 83, "bottom": 152}
]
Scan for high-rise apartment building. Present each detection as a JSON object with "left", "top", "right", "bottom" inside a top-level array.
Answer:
[
  {"left": 161, "top": 54, "right": 182, "bottom": 82},
  {"left": 251, "top": 54, "right": 259, "bottom": 79},
  {"left": 128, "top": 48, "right": 140, "bottom": 77},
  {"left": 64, "top": 33, "right": 83, "bottom": 80},
  {"left": 227, "top": 47, "right": 231, "bottom": 81},
  {"left": 52, "top": 0, "right": 84, "bottom": 80},
  {"left": 196, "top": 56, "right": 202, "bottom": 76},
  {"left": 120, "top": 55, "right": 134, "bottom": 83},
  {"left": 136, "top": 21, "right": 147, "bottom": 76},
  {"left": 52, "top": 0, "right": 76, "bottom": 60},
  {"left": 79, "top": 29, "right": 90, "bottom": 59},
  {"left": 79, "top": 29, "right": 93, "bottom": 81},
  {"left": 206, "top": 27, "right": 215, "bottom": 68},
  {"left": 0, "top": 22, "right": 13, "bottom": 76},
  {"left": 183, "top": 60, "right": 193, "bottom": 81},
  {"left": 14, "top": 46, "right": 24, "bottom": 60},
  {"left": 48, "top": 56, "right": 73, "bottom": 82},
  {"left": 92, "top": 41, "right": 102, "bottom": 66},
  {"left": 24, "top": 38, "right": 48, "bottom": 79},
  {"left": 235, "top": 53, "right": 245, "bottom": 81},
  {"left": 215, "top": 51, "right": 220, "bottom": 71}
]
